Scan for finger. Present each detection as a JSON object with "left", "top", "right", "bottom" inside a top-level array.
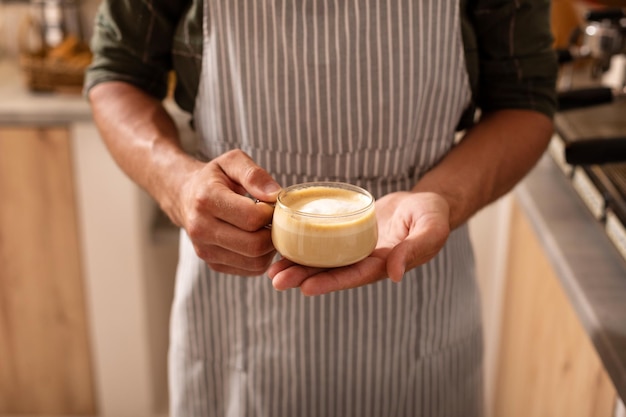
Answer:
[
  {"left": 269, "top": 259, "right": 326, "bottom": 291},
  {"left": 207, "top": 262, "right": 273, "bottom": 277},
  {"left": 231, "top": 197, "right": 275, "bottom": 232},
  {"left": 266, "top": 256, "right": 297, "bottom": 278},
  {"left": 201, "top": 188, "right": 276, "bottom": 232},
  {"left": 385, "top": 230, "right": 448, "bottom": 282},
  {"left": 386, "top": 243, "right": 409, "bottom": 283},
  {"left": 194, "top": 219, "right": 275, "bottom": 257},
  {"left": 299, "top": 256, "right": 387, "bottom": 296},
  {"left": 197, "top": 244, "right": 277, "bottom": 276},
  {"left": 216, "top": 149, "right": 282, "bottom": 202}
]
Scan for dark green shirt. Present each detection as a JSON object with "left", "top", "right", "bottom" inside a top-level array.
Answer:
[{"left": 86, "top": 0, "right": 558, "bottom": 127}]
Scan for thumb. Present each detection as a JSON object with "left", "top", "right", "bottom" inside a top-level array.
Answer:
[
  {"left": 385, "top": 231, "right": 448, "bottom": 282},
  {"left": 252, "top": 173, "right": 282, "bottom": 203},
  {"left": 386, "top": 242, "right": 410, "bottom": 283},
  {"left": 217, "top": 149, "right": 281, "bottom": 202}
]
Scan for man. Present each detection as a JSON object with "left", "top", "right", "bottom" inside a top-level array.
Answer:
[{"left": 86, "top": 1, "right": 557, "bottom": 415}]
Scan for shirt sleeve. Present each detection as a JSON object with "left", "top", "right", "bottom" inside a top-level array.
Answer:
[
  {"left": 84, "top": 0, "right": 188, "bottom": 99},
  {"left": 467, "top": 0, "right": 558, "bottom": 119}
]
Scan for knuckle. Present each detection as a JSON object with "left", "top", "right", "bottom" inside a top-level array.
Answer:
[
  {"left": 183, "top": 202, "right": 210, "bottom": 239},
  {"left": 185, "top": 216, "right": 209, "bottom": 242},
  {"left": 193, "top": 245, "right": 213, "bottom": 262},
  {"left": 220, "top": 149, "right": 248, "bottom": 166},
  {"left": 219, "top": 149, "right": 237, "bottom": 161},
  {"left": 246, "top": 238, "right": 271, "bottom": 257},
  {"left": 243, "top": 164, "right": 266, "bottom": 186},
  {"left": 241, "top": 213, "right": 265, "bottom": 232},
  {"left": 225, "top": 148, "right": 246, "bottom": 158},
  {"left": 186, "top": 221, "right": 203, "bottom": 241}
]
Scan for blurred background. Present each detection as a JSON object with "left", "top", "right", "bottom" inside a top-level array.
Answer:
[{"left": 0, "top": 0, "right": 626, "bottom": 416}]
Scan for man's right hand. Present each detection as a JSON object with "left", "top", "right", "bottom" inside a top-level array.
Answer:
[
  {"left": 89, "top": 83, "right": 280, "bottom": 276},
  {"left": 176, "top": 149, "right": 281, "bottom": 276}
]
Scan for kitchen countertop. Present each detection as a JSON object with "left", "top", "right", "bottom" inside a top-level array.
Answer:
[
  {"left": 516, "top": 154, "right": 626, "bottom": 402},
  {"left": 0, "top": 59, "right": 93, "bottom": 125},
  {"left": 0, "top": 59, "right": 192, "bottom": 131}
]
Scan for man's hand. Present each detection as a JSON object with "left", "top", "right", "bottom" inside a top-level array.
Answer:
[
  {"left": 178, "top": 149, "right": 281, "bottom": 276},
  {"left": 89, "top": 83, "right": 282, "bottom": 276},
  {"left": 267, "top": 191, "right": 450, "bottom": 295}
]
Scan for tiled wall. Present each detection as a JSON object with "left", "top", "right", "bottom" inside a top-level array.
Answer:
[{"left": 0, "top": 0, "right": 100, "bottom": 59}]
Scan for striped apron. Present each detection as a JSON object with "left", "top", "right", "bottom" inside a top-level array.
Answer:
[{"left": 169, "top": 1, "right": 483, "bottom": 416}]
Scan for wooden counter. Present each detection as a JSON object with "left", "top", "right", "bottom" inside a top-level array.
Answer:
[{"left": 494, "top": 154, "right": 626, "bottom": 415}]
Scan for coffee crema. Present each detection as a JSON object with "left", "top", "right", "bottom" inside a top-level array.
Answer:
[{"left": 271, "top": 182, "right": 378, "bottom": 268}]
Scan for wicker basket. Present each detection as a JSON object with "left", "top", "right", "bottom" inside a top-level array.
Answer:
[
  {"left": 20, "top": 51, "right": 91, "bottom": 94},
  {"left": 19, "top": 33, "right": 92, "bottom": 94}
]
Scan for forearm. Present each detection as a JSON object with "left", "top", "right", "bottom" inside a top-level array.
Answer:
[
  {"left": 413, "top": 109, "right": 553, "bottom": 229},
  {"left": 88, "top": 81, "right": 203, "bottom": 227}
]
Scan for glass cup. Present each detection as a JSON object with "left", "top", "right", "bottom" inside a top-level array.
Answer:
[{"left": 271, "top": 182, "right": 378, "bottom": 268}]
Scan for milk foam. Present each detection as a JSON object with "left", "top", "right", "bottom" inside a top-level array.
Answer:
[{"left": 296, "top": 196, "right": 369, "bottom": 215}]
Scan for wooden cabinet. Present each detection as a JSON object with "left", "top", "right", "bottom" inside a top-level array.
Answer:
[
  {"left": 0, "top": 62, "right": 180, "bottom": 415},
  {"left": 493, "top": 201, "right": 616, "bottom": 417},
  {"left": 0, "top": 127, "right": 96, "bottom": 415}
]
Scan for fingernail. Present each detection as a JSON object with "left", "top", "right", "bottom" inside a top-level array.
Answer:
[
  {"left": 392, "top": 266, "right": 405, "bottom": 283},
  {"left": 264, "top": 182, "right": 281, "bottom": 195},
  {"left": 271, "top": 279, "right": 285, "bottom": 292}
]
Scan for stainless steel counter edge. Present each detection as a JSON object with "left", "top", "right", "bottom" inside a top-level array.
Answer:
[{"left": 515, "top": 154, "right": 626, "bottom": 402}]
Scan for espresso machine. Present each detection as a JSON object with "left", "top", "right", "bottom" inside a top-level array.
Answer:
[
  {"left": 559, "top": 8, "right": 626, "bottom": 75},
  {"left": 557, "top": 8, "right": 626, "bottom": 111},
  {"left": 554, "top": 7, "right": 626, "bottom": 164},
  {"left": 551, "top": 6, "right": 626, "bottom": 259}
]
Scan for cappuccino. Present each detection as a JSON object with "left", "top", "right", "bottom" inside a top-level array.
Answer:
[{"left": 271, "top": 182, "right": 378, "bottom": 268}]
